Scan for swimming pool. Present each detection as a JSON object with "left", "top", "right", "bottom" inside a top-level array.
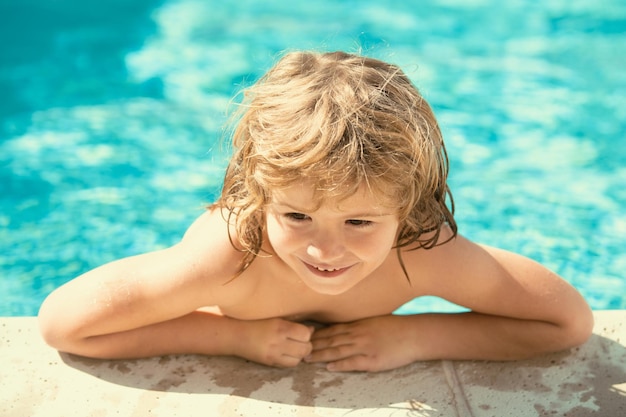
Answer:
[{"left": 1, "top": 0, "right": 625, "bottom": 316}]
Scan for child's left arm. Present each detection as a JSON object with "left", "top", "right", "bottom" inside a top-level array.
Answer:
[{"left": 307, "top": 234, "right": 594, "bottom": 372}]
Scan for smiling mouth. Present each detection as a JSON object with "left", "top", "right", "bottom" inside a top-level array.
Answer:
[
  {"left": 314, "top": 266, "right": 341, "bottom": 272},
  {"left": 303, "top": 262, "right": 352, "bottom": 277}
]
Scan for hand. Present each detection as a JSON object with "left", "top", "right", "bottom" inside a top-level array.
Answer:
[
  {"left": 234, "top": 318, "right": 314, "bottom": 368},
  {"left": 305, "top": 315, "right": 418, "bottom": 372}
]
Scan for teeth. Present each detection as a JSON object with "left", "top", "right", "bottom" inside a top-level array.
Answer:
[{"left": 315, "top": 266, "right": 339, "bottom": 272}]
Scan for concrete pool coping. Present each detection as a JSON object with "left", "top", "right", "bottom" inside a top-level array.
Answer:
[{"left": 1, "top": 311, "right": 624, "bottom": 416}]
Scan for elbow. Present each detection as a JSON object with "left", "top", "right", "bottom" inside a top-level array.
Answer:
[
  {"left": 38, "top": 320, "right": 67, "bottom": 353},
  {"left": 38, "top": 294, "right": 126, "bottom": 360},
  {"left": 38, "top": 294, "right": 84, "bottom": 354},
  {"left": 573, "top": 308, "right": 595, "bottom": 347},
  {"left": 38, "top": 296, "right": 66, "bottom": 351},
  {"left": 558, "top": 304, "right": 594, "bottom": 351}
]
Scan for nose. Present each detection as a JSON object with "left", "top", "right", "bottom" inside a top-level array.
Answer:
[{"left": 306, "top": 227, "right": 345, "bottom": 263}]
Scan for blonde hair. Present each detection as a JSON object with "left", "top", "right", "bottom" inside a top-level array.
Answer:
[{"left": 214, "top": 51, "right": 456, "bottom": 277}]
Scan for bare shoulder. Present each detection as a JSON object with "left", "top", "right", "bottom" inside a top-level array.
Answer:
[
  {"left": 180, "top": 208, "right": 243, "bottom": 265},
  {"left": 38, "top": 208, "right": 250, "bottom": 339},
  {"left": 86, "top": 208, "right": 246, "bottom": 303},
  {"left": 169, "top": 207, "right": 250, "bottom": 289},
  {"left": 407, "top": 227, "right": 549, "bottom": 282},
  {"left": 404, "top": 228, "right": 590, "bottom": 322}
]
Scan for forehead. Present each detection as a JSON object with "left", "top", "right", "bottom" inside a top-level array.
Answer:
[{"left": 270, "top": 183, "right": 397, "bottom": 215}]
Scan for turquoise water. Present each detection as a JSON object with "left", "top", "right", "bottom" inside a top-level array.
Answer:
[{"left": 1, "top": 0, "right": 625, "bottom": 316}]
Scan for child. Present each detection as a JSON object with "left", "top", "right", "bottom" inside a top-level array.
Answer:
[{"left": 38, "top": 51, "right": 593, "bottom": 372}]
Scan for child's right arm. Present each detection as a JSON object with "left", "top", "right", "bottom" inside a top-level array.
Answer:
[{"left": 38, "top": 210, "right": 313, "bottom": 367}]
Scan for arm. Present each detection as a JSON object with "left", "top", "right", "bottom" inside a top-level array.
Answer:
[
  {"left": 38, "top": 210, "right": 313, "bottom": 366},
  {"left": 38, "top": 209, "right": 241, "bottom": 359},
  {"left": 38, "top": 245, "right": 237, "bottom": 359},
  {"left": 412, "top": 238, "right": 594, "bottom": 359},
  {"left": 308, "top": 234, "right": 593, "bottom": 371}
]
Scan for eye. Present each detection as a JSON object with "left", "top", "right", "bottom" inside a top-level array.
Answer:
[
  {"left": 284, "top": 212, "right": 310, "bottom": 222},
  {"left": 346, "top": 219, "right": 373, "bottom": 228}
]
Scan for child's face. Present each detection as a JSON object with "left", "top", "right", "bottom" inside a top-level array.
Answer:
[{"left": 265, "top": 183, "right": 400, "bottom": 295}]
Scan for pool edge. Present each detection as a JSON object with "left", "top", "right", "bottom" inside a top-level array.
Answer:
[{"left": 1, "top": 311, "right": 624, "bottom": 416}]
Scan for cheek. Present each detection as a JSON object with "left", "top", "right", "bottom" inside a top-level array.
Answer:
[
  {"left": 265, "top": 217, "right": 283, "bottom": 246},
  {"left": 376, "top": 225, "right": 400, "bottom": 255},
  {"left": 266, "top": 217, "right": 301, "bottom": 249},
  {"left": 352, "top": 229, "right": 397, "bottom": 258}
]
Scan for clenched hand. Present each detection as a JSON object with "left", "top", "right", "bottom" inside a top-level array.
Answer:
[{"left": 235, "top": 318, "right": 315, "bottom": 368}]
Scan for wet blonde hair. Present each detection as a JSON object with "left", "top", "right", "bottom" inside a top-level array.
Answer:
[{"left": 214, "top": 51, "right": 457, "bottom": 277}]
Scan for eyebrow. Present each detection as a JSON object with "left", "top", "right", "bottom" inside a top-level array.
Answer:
[{"left": 271, "top": 202, "right": 395, "bottom": 218}]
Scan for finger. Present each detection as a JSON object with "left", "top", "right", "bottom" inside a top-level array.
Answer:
[
  {"left": 283, "top": 340, "right": 313, "bottom": 360},
  {"left": 305, "top": 342, "right": 357, "bottom": 364},
  {"left": 311, "top": 324, "right": 351, "bottom": 340},
  {"left": 281, "top": 321, "right": 315, "bottom": 343},
  {"left": 310, "top": 333, "right": 354, "bottom": 351},
  {"left": 326, "top": 355, "right": 371, "bottom": 372},
  {"left": 264, "top": 340, "right": 312, "bottom": 368},
  {"left": 274, "top": 354, "right": 305, "bottom": 368}
]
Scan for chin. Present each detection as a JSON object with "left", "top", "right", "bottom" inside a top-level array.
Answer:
[
  {"left": 300, "top": 275, "right": 360, "bottom": 296},
  {"left": 310, "top": 285, "right": 350, "bottom": 296}
]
